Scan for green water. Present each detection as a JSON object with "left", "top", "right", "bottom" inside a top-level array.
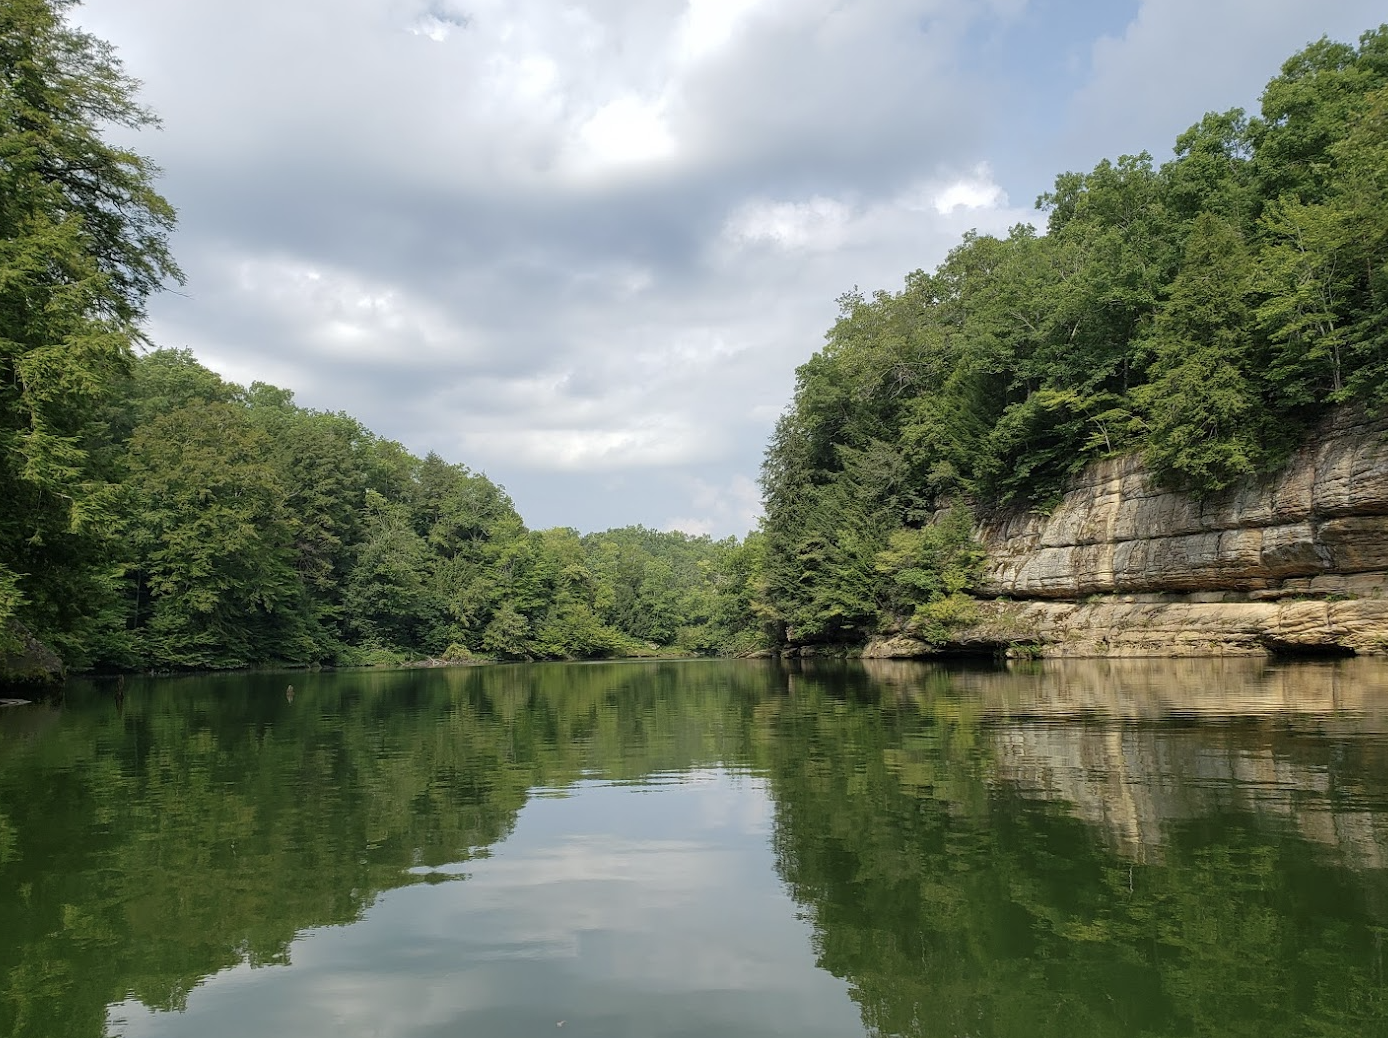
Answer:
[{"left": 2, "top": 658, "right": 1388, "bottom": 1038}]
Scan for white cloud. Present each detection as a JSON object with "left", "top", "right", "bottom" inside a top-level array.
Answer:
[
  {"left": 474, "top": 419, "right": 718, "bottom": 471},
  {"left": 407, "top": 13, "right": 464, "bottom": 42},
  {"left": 932, "top": 171, "right": 1007, "bottom": 214},
  {"left": 573, "top": 95, "right": 678, "bottom": 170},
  {"left": 665, "top": 474, "right": 764, "bottom": 537},
  {"left": 1062, "top": 0, "right": 1386, "bottom": 169},
  {"left": 676, "top": 0, "right": 765, "bottom": 62},
  {"left": 718, "top": 167, "right": 1020, "bottom": 262},
  {"left": 226, "top": 256, "right": 475, "bottom": 365},
  {"left": 76, "top": 0, "right": 1385, "bottom": 536},
  {"left": 723, "top": 196, "right": 854, "bottom": 252}
]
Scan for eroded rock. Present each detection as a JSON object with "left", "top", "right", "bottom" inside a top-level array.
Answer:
[{"left": 933, "top": 410, "right": 1388, "bottom": 657}]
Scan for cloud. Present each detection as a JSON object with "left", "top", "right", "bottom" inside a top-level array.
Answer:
[
  {"left": 931, "top": 167, "right": 1008, "bottom": 215},
  {"left": 477, "top": 419, "right": 717, "bottom": 471},
  {"left": 723, "top": 196, "right": 854, "bottom": 252},
  {"left": 664, "top": 473, "right": 764, "bottom": 537},
  {"left": 676, "top": 0, "right": 766, "bottom": 63},
  {"left": 1061, "top": 0, "right": 1386, "bottom": 170},
  {"left": 571, "top": 94, "right": 678, "bottom": 171},
  {"left": 407, "top": 2, "right": 471, "bottom": 41},
  {"left": 74, "top": 0, "right": 1387, "bottom": 536}
]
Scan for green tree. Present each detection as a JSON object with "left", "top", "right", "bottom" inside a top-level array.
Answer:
[
  {"left": 0, "top": 0, "right": 180, "bottom": 659},
  {"left": 342, "top": 490, "right": 446, "bottom": 656},
  {"left": 1251, "top": 30, "right": 1386, "bottom": 204},
  {"left": 1256, "top": 195, "right": 1357, "bottom": 402},
  {"left": 1133, "top": 214, "right": 1278, "bottom": 492},
  {"left": 125, "top": 403, "right": 304, "bottom": 668},
  {"left": 874, "top": 504, "right": 984, "bottom": 642}
]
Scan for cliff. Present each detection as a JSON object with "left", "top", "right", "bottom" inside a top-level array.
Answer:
[{"left": 871, "top": 409, "right": 1388, "bottom": 658}]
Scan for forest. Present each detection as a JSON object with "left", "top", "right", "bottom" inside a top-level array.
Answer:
[
  {"left": 1, "top": 0, "right": 1386, "bottom": 673},
  {"left": 0, "top": 0, "right": 770, "bottom": 673},
  {"left": 759, "top": 26, "right": 1388, "bottom": 647},
  {"left": 10, "top": 346, "right": 771, "bottom": 669}
]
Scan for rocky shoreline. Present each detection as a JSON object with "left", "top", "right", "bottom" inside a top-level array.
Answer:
[{"left": 874, "top": 409, "right": 1388, "bottom": 659}]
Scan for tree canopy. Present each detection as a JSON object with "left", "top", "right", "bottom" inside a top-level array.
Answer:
[
  {"left": 758, "top": 25, "right": 1388, "bottom": 648},
  {"left": 0, "top": 0, "right": 180, "bottom": 662},
  {"left": 6, "top": 11, "right": 1388, "bottom": 671},
  {"left": 82, "top": 350, "right": 769, "bottom": 669}
]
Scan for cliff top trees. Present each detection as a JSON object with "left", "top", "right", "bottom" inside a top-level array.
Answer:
[
  {"left": 0, "top": 0, "right": 180, "bottom": 657},
  {"left": 758, "top": 24, "right": 1388, "bottom": 647}
]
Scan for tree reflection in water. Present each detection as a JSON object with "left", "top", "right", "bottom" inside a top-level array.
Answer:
[{"left": 2, "top": 658, "right": 1386, "bottom": 1037}]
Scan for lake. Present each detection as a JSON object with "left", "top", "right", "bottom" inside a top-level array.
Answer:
[{"left": 2, "top": 657, "right": 1387, "bottom": 1037}]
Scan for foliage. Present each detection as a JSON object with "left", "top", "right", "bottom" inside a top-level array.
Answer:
[
  {"left": 12, "top": 16, "right": 1388, "bottom": 666},
  {"left": 0, "top": 0, "right": 180, "bottom": 659},
  {"left": 0, "top": 6, "right": 778, "bottom": 674},
  {"left": 875, "top": 504, "right": 985, "bottom": 642},
  {"left": 759, "top": 24, "right": 1388, "bottom": 648},
  {"left": 59, "top": 350, "right": 772, "bottom": 669}
]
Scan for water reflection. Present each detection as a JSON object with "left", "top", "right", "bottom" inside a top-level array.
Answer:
[
  {"left": 855, "top": 658, "right": 1388, "bottom": 866},
  {"left": 773, "top": 658, "right": 1388, "bottom": 1037},
  {"left": 104, "top": 772, "right": 859, "bottom": 1038},
  {"left": 3, "top": 658, "right": 1388, "bottom": 1037}
]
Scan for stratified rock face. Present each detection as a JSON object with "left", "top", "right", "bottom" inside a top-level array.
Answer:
[
  {"left": 977, "top": 409, "right": 1388, "bottom": 600},
  {"left": 860, "top": 410, "right": 1388, "bottom": 657}
]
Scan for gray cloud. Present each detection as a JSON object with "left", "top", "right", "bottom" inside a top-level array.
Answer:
[
  {"left": 1058, "top": 0, "right": 1386, "bottom": 174},
  {"left": 77, "top": 0, "right": 1386, "bottom": 534}
]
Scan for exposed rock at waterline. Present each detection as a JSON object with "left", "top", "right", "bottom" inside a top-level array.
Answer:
[
  {"left": 0, "top": 623, "right": 64, "bottom": 689},
  {"left": 885, "top": 409, "right": 1388, "bottom": 658}
]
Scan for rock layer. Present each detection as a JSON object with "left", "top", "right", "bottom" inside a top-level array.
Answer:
[
  {"left": 885, "top": 409, "right": 1388, "bottom": 657},
  {"left": 976, "top": 408, "right": 1388, "bottom": 600}
]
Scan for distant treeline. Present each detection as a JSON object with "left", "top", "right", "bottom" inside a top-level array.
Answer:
[
  {"left": 758, "top": 27, "right": 1388, "bottom": 646},
  {"left": 59, "top": 349, "right": 774, "bottom": 669},
  {"left": 0, "top": 0, "right": 776, "bottom": 673}
]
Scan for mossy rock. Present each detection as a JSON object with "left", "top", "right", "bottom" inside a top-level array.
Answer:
[{"left": 0, "top": 623, "right": 65, "bottom": 691}]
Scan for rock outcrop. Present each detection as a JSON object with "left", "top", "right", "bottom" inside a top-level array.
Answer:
[
  {"left": 978, "top": 408, "right": 1388, "bottom": 599},
  {"left": 0, "top": 622, "right": 64, "bottom": 689},
  {"left": 875, "top": 409, "right": 1388, "bottom": 658}
]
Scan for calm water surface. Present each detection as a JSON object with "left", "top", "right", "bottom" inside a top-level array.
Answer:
[{"left": 3, "top": 658, "right": 1388, "bottom": 1037}]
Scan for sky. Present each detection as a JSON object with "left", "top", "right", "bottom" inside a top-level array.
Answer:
[{"left": 77, "top": 0, "right": 1385, "bottom": 538}]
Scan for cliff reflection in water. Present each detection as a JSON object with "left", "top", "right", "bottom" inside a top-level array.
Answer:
[
  {"left": 772, "top": 657, "right": 1388, "bottom": 1037},
  {"left": 860, "top": 657, "right": 1388, "bottom": 867},
  {"left": 2, "top": 658, "right": 1388, "bottom": 1038}
]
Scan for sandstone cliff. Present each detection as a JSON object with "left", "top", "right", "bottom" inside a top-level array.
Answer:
[{"left": 871, "top": 409, "right": 1388, "bottom": 658}]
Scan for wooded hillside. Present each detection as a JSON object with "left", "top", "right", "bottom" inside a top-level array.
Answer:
[{"left": 759, "top": 27, "right": 1388, "bottom": 646}]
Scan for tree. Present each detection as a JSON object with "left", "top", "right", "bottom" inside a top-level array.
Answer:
[
  {"left": 342, "top": 490, "right": 445, "bottom": 655},
  {"left": 1133, "top": 214, "right": 1277, "bottom": 492},
  {"left": 125, "top": 403, "right": 304, "bottom": 668},
  {"left": 0, "top": 0, "right": 180, "bottom": 658},
  {"left": 1251, "top": 31, "right": 1384, "bottom": 204}
]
